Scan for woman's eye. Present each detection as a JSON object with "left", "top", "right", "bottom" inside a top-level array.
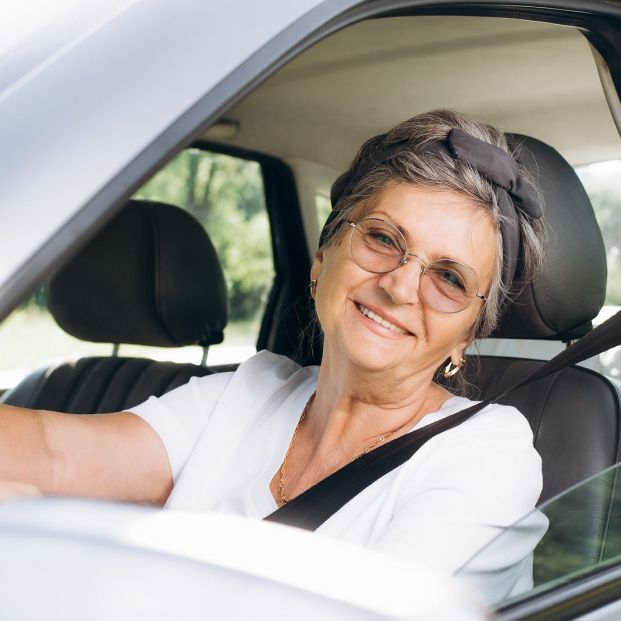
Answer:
[
  {"left": 367, "top": 229, "right": 399, "bottom": 249},
  {"left": 438, "top": 269, "right": 466, "bottom": 290},
  {"left": 373, "top": 232, "right": 394, "bottom": 246}
]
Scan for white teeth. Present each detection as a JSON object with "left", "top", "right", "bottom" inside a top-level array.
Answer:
[{"left": 357, "top": 304, "right": 407, "bottom": 334}]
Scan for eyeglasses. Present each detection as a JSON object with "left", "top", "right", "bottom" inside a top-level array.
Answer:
[{"left": 347, "top": 217, "right": 488, "bottom": 314}]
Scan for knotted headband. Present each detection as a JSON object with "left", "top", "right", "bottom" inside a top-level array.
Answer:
[{"left": 320, "top": 128, "right": 543, "bottom": 290}]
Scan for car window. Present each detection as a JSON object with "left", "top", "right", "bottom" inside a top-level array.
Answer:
[
  {"left": 315, "top": 193, "right": 332, "bottom": 231},
  {"left": 0, "top": 148, "right": 275, "bottom": 391},
  {"left": 576, "top": 161, "right": 621, "bottom": 308},
  {"left": 131, "top": 147, "right": 275, "bottom": 361},
  {"left": 576, "top": 160, "right": 621, "bottom": 379},
  {"left": 457, "top": 463, "right": 621, "bottom": 611}
]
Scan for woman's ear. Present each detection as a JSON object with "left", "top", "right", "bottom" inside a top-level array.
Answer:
[
  {"left": 448, "top": 344, "right": 467, "bottom": 369},
  {"left": 310, "top": 247, "right": 325, "bottom": 284},
  {"left": 452, "top": 321, "right": 477, "bottom": 363}
]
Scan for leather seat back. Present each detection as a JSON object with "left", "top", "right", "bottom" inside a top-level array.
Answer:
[
  {"left": 457, "top": 135, "right": 620, "bottom": 583},
  {"left": 1, "top": 200, "right": 227, "bottom": 412},
  {"left": 3, "top": 358, "right": 212, "bottom": 413},
  {"left": 471, "top": 134, "right": 619, "bottom": 504},
  {"left": 463, "top": 356, "right": 620, "bottom": 503}
]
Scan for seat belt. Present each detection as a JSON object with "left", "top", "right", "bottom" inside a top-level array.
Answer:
[{"left": 265, "top": 310, "right": 621, "bottom": 531}]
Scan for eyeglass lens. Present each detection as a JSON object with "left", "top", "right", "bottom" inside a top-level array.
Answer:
[{"left": 350, "top": 218, "right": 481, "bottom": 313}]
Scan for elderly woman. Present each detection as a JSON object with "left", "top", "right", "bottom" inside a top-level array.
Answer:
[{"left": 0, "top": 109, "right": 544, "bottom": 582}]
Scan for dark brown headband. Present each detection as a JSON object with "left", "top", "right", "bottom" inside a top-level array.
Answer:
[{"left": 320, "top": 128, "right": 542, "bottom": 289}]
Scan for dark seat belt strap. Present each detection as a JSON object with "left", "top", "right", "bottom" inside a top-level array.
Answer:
[{"left": 265, "top": 310, "right": 621, "bottom": 531}]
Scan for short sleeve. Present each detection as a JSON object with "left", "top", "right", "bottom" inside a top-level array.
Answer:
[
  {"left": 370, "top": 405, "right": 542, "bottom": 589},
  {"left": 129, "top": 371, "right": 234, "bottom": 481}
]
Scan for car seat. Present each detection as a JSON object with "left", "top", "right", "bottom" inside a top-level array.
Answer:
[
  {"left": 459, "top": 134, "right": 621, "bottom": 505},
  {"left": 457, "top": 134, "right": 621, "bottom": 586},
  {"left": 0, "top": 199, "right": 228, "bottom": 412}
]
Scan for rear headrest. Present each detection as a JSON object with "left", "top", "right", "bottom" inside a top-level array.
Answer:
[
  {"left": 492, "top": 134, "right": 607, "bottom": 340},
  {"left": 47, "top": 200, "right": 228, "bottom": 347}
]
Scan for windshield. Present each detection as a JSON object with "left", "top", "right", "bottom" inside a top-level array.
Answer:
[{"left": 457, "top": 462, "right": 621, "bottom": 609}]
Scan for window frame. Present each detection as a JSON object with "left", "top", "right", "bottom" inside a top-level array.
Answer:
[
  {"left": 459, "top": 461, "right": 621, "bottom": 619},
  {"left": 192, "top": 141, "right": 311, "bottom": 357},
  {"left": 497, "top": 563, "right": 621, "bottom": 620}
]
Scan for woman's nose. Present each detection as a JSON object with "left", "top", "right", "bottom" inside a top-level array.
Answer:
[{"left": 377, "top": 258, "right": 424, "bottom": 305}]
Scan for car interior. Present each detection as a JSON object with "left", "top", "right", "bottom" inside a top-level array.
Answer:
[{"left": 1, "top": 11, "right": 620, "bottom": 594}]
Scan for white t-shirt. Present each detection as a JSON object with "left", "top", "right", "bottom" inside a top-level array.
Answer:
[{"left": 130, "top": 350, "right": 544, "bottom": 602}]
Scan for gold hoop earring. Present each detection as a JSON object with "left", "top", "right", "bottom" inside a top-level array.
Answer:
[
  {"left": 443, "top": 357, "right": 464, "bottom": 378},
  {"left": 309, "top": 279, "right": 317, "bottom": 294}
]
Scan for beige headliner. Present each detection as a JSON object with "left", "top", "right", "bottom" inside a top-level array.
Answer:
[{"left": 209, "top": 15, "right": 621, "bottom": 171}]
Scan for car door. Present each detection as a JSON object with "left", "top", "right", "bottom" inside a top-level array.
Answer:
[{"left": 458, "top": 462, "right": 621, "bottom": 620}]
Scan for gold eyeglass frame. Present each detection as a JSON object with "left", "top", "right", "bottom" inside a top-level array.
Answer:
[{"left": 347, "top": 217, "right": 488, "bottom": 314}]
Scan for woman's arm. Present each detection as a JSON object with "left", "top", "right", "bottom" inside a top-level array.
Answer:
[
  {"left": 0, "top": 405, "right": 172, "bottom": 505},
  {"left": 0, "top": 477, "right": 41, "bottom": 501}
]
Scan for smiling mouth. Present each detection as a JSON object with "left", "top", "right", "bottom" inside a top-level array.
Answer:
[{"left": 356, "top": 303, "right": 409, "bottom": 335}]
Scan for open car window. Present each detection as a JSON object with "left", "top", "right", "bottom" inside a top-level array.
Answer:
[
  {"left": 131, "top": 147, "right": 275, "bottom": 363},
  {"left": 0, "top": 147, "right": 275, "bottom": 392},
  {"left": 576, "top": 161, "right": 620, "bottom": 378},
  {"left": 457, "top": 462, "right": 621, "bottom": 614}
]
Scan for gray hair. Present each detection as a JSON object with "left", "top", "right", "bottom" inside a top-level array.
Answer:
[{"left": 322, "top": 108, "right": 545, "bottom": 340}]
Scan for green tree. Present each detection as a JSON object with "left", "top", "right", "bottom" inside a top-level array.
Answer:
[{"left": 577, "top": 167, "right": 621, "bottom": 305}]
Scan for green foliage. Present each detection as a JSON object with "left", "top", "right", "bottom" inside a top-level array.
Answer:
[
  {"left": 20, "top": 286, "right": 46, "bottom": 311},
  {"left": 576, "top": 165, "right": 621, "bottom": 305},
  {"left": 588, "top": 186, "right": 621, "bottom": 305},
  {"left": 135, "top": 149, "right": 274, "bottom": 321},
  {"left": 316, "top": 193, "right": 332, "bottom": 229}
]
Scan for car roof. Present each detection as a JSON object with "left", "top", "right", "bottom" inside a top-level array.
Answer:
[{"left": 212, "top": 15, "right": 621, "bottom": 171}]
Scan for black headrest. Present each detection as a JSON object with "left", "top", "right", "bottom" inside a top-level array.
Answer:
[
  {"left": 492, "top": 135, "right": 607, "bottom": 340},
  {"left": 47, "top": 200, "right": 228, "bottom": 347}
]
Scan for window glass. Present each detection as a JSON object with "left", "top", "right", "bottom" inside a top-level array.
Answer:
[
  {"left": 315, "top": 193, "right": 332, "bottom": 230},
  {"left": 132, "top": 148, "right": 274, "bottom": 363},
  {"left": 576, "top": 161, "right": 621, "bottom": 307},
  {"left": 0, "top": 293, "right": 110, "bottom": 391},
  {"left": 0, "top": 149, "right": 274, "bottom": 390},
  {"left": 576, "top": 161, "right": 621, "bottom": 379},
  {"left": 457, "top": 464, "right": 621, "bottom": 610}
]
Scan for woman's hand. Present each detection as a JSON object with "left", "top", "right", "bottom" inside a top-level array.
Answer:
[{"left": 0, "top": 478, "right": 41, "bottom": 502}]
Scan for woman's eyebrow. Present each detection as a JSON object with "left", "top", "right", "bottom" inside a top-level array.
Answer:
[{"left": 373, "top": 211, "right": 410, "bottom": 240}]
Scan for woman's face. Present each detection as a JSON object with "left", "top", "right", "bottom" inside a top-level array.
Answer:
[{"left": 311, "top": 183, "right": 496, "bottom": 380}]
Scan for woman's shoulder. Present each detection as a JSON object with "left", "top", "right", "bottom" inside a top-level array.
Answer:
[
  {"left": 413, "top": 396, "right": 540, "bottom": 482},
  {"left": 236, "top": 349, "right": 302, "bottom": 373},
  {"left": 408, "top": 396, "right": 542, "bottom": 508},
  {"left": 231, "top": 350, "right": 317, "bottom": 384},
  {"left": 199, "top": 350, "right": 318, "bottom": 408},
  {"left": 439, "top": 395, "right": 535, "bottom": 442}
]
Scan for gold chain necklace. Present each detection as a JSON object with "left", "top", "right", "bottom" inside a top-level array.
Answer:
[
  {"left": 277, "top": 393, "right": 415, "bottom": 507},
  {"left": 277, "top": 392, "right": 316, "bottom": 506}
]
